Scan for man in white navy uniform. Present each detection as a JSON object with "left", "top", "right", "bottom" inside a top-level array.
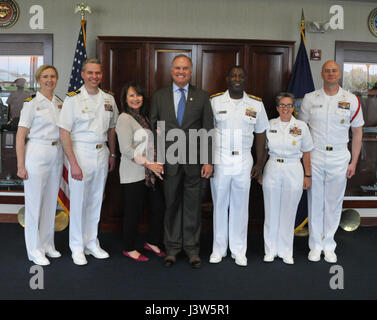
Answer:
[
  {"left": 209, "top": 66, "right": 269, "bottom": 266},
  {"left": 298, "top": 60, "right": 364, "bottom": 263},
  {"left": 58, "top": 58, "right": 119, "bottom": 265}
]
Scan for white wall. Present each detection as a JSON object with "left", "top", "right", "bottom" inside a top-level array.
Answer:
[{"left": 1, "top": 0, "right": 377, "bottom": 96}]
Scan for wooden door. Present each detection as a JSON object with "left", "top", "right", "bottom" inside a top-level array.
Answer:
[
  {"left": 148, "top": 43, "right": 196, "bottom": 96},
  {"left": 196, "top": 44, "right": 244, "bottom": 95}
]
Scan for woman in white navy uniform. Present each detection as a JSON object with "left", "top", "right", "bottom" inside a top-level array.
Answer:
[
  {"left": 261, "top": 93, "right": 313, "bottom": 264},
  {"left": 16, "top": 65, "right": 63, "bottom": 266}
]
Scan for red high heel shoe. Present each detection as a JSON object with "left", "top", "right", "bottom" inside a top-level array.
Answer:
[
  {"left": 144, "top": 243, "right": 166, "bottom": 257},
  {"left": 122, "top": 250, "right": 149, "bottom": 262}
]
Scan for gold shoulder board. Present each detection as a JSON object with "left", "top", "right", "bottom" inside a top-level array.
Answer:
[
  {"left": 210, "top": 92, "right": 224, "bottom": 98},
  {"left": 247, "top": 94, "right": 262, "bottom": 101},
  {"left": 103, "top": 89, "right": 114, "bottom": 96},
  {"left": 24, "top": 94, "right": 36, "bottom": 102},
  {"left": 66, "top": 90, "right": 81, "bottom": 97}
]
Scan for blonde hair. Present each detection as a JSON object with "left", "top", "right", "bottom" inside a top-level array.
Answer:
[
  {"left": 82, "top": 58, "right": 102, "bottom": 72},
  {"left": 35, "top": 64, "right": 58, "bottom": 80}
]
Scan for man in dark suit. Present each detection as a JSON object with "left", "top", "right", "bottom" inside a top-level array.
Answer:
[{"left": 149, "top": 54, "right": 214, "bottom": 268}]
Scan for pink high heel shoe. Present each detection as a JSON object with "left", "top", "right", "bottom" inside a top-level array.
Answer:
[
  {"left": 144, "top": 243, "right": 166, "bottom": 257},
  {"left": 122, "top": 250, "right": 149, "bottom": 262}
]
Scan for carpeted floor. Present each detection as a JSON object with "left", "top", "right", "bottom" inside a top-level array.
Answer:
[{"left": 0, "top": 223, "right": 375, "bottom": 301}]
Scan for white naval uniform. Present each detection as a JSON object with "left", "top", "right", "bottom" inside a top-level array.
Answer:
[
  {"left": 19, "top": 91, "right": 64, "bottom": 261},
  {"left": 299, "top": 87, "right": 364, "bottom": 253},
  {"left": 210, "top": 90, "right": 269, "bottom": 258},
  {"left": 262, "top": 117, "right": 313, "bottom": 259},
  {"left": 57, "top": 86, "right": 119, "bottom": 254}
]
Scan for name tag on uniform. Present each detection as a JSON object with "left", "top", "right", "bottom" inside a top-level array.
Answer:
[
  {"left": 104, "top": 103, "right": 113, "bottom": 112},
  {"left": 269, "top": 129, "right": 277, "bottom": 133},
  {"left": 245, "top": 107, "right": 257, "bottom": 118},
  {"left": 338, "top": 101, "right": 350, "bottom": 110},
  {"left": 289, "top": 126, "right": 302, "bottom": 136},
  {"left": 217, "top": 110, "right": 227, "bottom": 114}
]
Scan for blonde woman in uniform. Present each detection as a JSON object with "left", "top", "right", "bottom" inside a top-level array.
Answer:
[
  {"left": 261, "top": 93, "right": 313, "bottom": 265},
  {"left": 16, "top": 65, "right": 63, "bottom": 266}
]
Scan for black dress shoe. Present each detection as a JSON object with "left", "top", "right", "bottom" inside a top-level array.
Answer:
[
  {"left": 164, "top": 256, "right": 176, "bottom": 267},
  {"left": 189, "top": 256, "right": 201, "bottom": 269}
]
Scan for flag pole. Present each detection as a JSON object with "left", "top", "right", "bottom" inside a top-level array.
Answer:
[{"left": 57, "top": 3, "right": 91, "bottom": 219}]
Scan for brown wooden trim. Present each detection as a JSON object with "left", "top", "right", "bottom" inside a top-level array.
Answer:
[
  {"left": 343, "top": 200, "right": 377, "bottom": 208},
  {"left": 360, "top": 217, "right": 377, "bottom": 226},
  {"left": 97, "top": 36, "right": 295, "bottom": 47},
  {"left": 0, "top": 195, "right": 24, "bottom": 204},
  {"left": 0, "top": 214, "right": 18, "bottom": 223}
]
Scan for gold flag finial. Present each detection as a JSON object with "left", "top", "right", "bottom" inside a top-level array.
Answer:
[{"left": 74, "top": 2, "right": 91, "bottom": 21}]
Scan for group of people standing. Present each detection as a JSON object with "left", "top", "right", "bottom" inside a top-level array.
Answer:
[{"left": 16, "top": 56, "right": 364, "bottom": 269}]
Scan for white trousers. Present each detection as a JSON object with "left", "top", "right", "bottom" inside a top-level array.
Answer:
[
  {"left": 210, "top": 156, "right": 253, "bottom": 258},
  {"left": 24, "top": 141, "right": 63, "bottom": 261},
  {"left": 262, "top": 159, "right": 303, "bottom": 259},
  {"left": 308, "top": 148, "right": 350, "bottom": 252},
  {"left": 68, "top": 143, "right": 109, "bottom": 254}
]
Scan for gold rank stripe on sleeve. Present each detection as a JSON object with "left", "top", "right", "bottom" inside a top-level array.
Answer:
[
  {"left": 210, "top": 92, "right": 224, "bottom": 98},
  {"left": 247, "top": 94, "right": 262, "bottom": 101},
  {"left": 24, "top": 94, "right": 36, "bottom": 102},
  {"left": 66, "top": 89, "right": 81, "bottom": 97}
]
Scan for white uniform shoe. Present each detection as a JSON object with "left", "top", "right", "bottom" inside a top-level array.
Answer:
[
  {"left": 263, "top": 255, "right": 275, "bottom": 262},
  {"left": 209, "top": 253, "right": 223, "bottom": 264},
  {"left": 84, "top": 247, "right": 110, "bottom": 259},
  {"left": 72, "top": 252, "right": 88, "bottom": 265},
  {"left": 32, "top": 255, "right": 50, "bottom": 266},
  {"left": 282, "top": 256, "right": 294, "bottom": 265},
  {"left": 324, "top": 251, "right": 337, "bottom": 263},
  {"left": 308, "top": 249, "right": 321, "bottom": 262},
  {"left": 232, "top": 254, "right": 247, "bottom": 267},
  {"left": 45, "top": 249, "right": 61, "bottom": 258}
]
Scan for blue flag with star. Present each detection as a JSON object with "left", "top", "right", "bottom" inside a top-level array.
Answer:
[
  {"left": 68, "top": 20, "right": 87, "bottom": 92},
  {"left": 286, "top": 10, "right": 315, "bottom": 234}
]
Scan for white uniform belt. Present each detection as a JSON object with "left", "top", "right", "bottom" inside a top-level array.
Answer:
[
  {"left": 28, "top": 138, "right": 59, "bottom": 146},
  {"left": 314, "top": 143, "right": 348, "bottom": 151},
  {"left": 72, "top": 141, "right": 106, "bottom": 150},
  {"left": 269, "top": 156, "right": 300, "bottom": 163}
]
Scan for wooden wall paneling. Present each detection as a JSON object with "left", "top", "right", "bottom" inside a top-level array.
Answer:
[
  {"left": 148, "top": 43, "right": 196, "bottom": 95},
  {"left": 97, "top": 37, "right": 295, "bottom": 233},
  {"left": 196, "top": 44, "right": 244, "bottom": 95},
  {"left": 248, "top": 45, "right": 292, "bottom": 119},
  {"left": 99, "top": 41, "right": 147, "bottom": 107}
]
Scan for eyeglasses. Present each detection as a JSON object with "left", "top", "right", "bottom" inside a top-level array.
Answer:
[{"left": 277, "top": 104, "right": 294, "bottom": 108}]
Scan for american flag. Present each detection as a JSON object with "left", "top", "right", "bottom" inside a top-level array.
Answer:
[
  {"left": 58, "top": 20, "right": 88, "bottom": 214},
  {"left": 68, "top": 20, "right": 87, "bottom": 92}
]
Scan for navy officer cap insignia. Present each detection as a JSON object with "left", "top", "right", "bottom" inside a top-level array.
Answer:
[
  {"left": 66, "top": 89, "right": 81, "bottom": 97},
  {"left": 24, "top": 94, "right": 36, "bottom": 102}
]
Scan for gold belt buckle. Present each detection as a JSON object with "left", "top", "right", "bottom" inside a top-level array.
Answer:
[
  {"left": 277, "top": 158, "right": 284, "bottom": 163},
  {"left": 326, "top": 146, "right": 333, "bottom": 151},
  {"left": 96, "top": 144, "right": 103, "bottom": 149},
  {"left": 51, "top": 141, "right": 58, "bottom": 146}
]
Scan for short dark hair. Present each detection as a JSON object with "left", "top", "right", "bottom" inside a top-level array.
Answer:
[
  {"left": 120, "top": 81, "right": 147, "bottom": 116},
  {"left": 275, "top": 92, "right": 296, "bottom": 106},
  {"left": 226, "top": 65, "right": 247, "bottom": 78}
]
